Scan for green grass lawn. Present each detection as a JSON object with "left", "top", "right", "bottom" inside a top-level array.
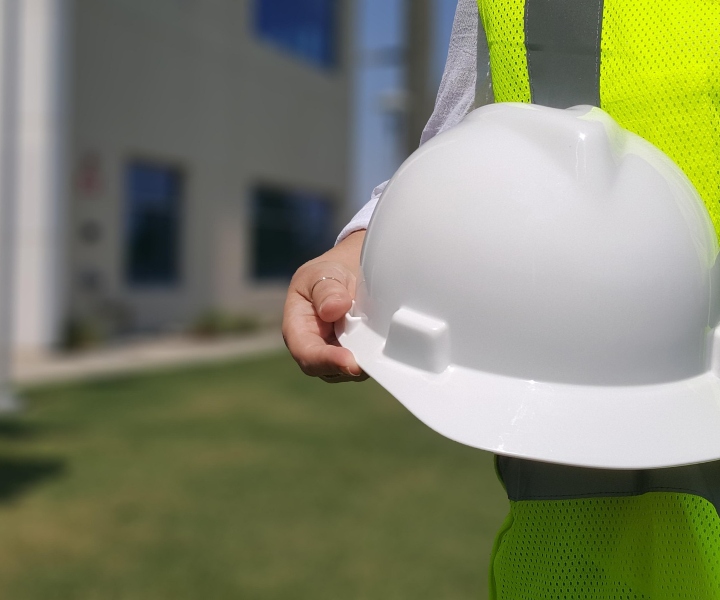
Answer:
[{"left": 0, "top": 351, "right": 509, "bottom": 600}]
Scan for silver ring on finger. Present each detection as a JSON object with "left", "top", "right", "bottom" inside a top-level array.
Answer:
[{"left": 311, "top": 276, "right": 342, "bottom": 297}]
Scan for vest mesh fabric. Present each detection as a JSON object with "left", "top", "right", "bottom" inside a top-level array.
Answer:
[
  {"left": 478, "top": 0, "right": 531, "bottom": 103},
  {"left": 600, "top": 0, "right": 720, "bottom": 239},
  {"left": 492, "top": 493, "right": 720, "bottom": 599}
]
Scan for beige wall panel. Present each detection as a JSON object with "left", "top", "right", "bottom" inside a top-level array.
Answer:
[{"left": 71, "top": 0, "right": 351, "bottom": 332}]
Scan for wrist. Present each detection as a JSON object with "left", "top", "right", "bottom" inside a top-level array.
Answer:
[{"left": 309, "top": 230, "right": 365, "bottom": 278}]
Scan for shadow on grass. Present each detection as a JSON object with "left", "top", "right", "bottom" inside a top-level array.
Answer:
[
  {"left": 0, "top": 458, "right": 66, "bottom": 503},
  {"left": 0, "top": 419, "right": 38, "bottom": 440}
]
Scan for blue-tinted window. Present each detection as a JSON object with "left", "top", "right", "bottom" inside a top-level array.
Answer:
[
  {"left": 252, "top": 185, "right": 335, "bottom": 280},
  {"left": 254, "top": 0, "right": 337, "bottom": 69},
  {"left": 125, "top": 162, "right": 182, "bottom": 286}
]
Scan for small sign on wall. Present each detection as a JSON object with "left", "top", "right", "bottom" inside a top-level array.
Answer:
[{"left": 75, "top": 151, "right": 104, "bottom": 198}]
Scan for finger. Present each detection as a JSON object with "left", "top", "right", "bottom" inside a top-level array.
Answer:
[
  {"left": 299, "top": 341, "right": 364, "bottom": 378},
  {"left": 319, "top": 372, "right": 370, "bottom": 384},
  {"left": 314, "top": 279, "right": 353, "bottom": 324},
  {"left": 283, "top": 297, "right": 363, "bottom": 377},
  {"left": 298, "top": 268, "right": 355, "bottom": 324}
]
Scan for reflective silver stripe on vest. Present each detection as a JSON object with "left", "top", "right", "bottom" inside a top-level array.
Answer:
[
  {"left": 497, "top": 456, "right": 720, "bottom": 515},
  {"left": 524, "top": 0, "right": 604, "bottom": 108}
]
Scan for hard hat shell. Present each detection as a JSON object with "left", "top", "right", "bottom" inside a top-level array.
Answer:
[{"left": 337, "top": 103, "right": 720, "bottom": 470}]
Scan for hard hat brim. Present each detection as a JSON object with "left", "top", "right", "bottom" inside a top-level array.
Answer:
[{"left": 338, "top": 315, "right": 720, "bottom": 470}]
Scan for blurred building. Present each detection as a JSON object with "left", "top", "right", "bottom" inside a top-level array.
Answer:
[{"left": 0, "top": 0, "right": 353, "bottom": 355}]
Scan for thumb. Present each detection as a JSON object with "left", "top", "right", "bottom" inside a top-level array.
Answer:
[{"left": 306, "top": 269, "right": 355, "bottom": 324}]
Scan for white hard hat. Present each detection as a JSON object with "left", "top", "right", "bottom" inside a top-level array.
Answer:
[{"left": 337, "top": 103, "right": 720, "bottom": 469}]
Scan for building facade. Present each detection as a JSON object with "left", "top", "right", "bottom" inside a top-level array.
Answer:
[{"left": 0, "top": 0, "right": 353, "bottom": 355}]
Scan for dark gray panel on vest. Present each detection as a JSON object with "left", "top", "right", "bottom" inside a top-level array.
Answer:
[
  {"left": 524, "top": 0, "right": 604, "bottom": 108},
  {"left": 497, "top": 456, "right": 720, "bottom": 515}
]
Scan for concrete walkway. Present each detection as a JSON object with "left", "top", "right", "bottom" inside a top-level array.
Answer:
[{"left": 13, "top": 330, "right": 286, "bottom": 386}]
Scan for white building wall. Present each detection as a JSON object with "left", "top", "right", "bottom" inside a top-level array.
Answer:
[
  {"left": 69, "top": 0, "right": 352, "bottom": 333},
  {"left": 0, "top": 0, "right": 352, "bottom": 353}
]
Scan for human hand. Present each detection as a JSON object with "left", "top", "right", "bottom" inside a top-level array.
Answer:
[{"left": 282, "top": 231, "right": 369, "bottom": 383}]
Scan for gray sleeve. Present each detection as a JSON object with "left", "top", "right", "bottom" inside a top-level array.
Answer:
[
  {"left": 337, "top": 0, "right": 492, "bottom": 244},
  {"left": 420, "top": 0, "right": 492, "bottom": 145}
]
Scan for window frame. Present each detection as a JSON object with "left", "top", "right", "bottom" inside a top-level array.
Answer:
[
  {"left": 123, "top": 158, "right": 185, "bottom": 290},
  {"left": 250, "top": 182, "right": 337, "bottom": 282},
  {"left": 252, "top": 0, "right": 340, "bottom": 71}
]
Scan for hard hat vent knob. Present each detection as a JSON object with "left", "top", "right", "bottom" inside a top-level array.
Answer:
[{"left": 383, "top": 307, "right": 450, "bottom": 373}]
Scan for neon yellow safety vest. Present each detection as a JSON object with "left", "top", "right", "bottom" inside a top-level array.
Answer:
[{"left": 475, "top": 0, "right": 720, "bottom": 598}]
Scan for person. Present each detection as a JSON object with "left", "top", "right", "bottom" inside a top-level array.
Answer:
[{"left": 283, "top": 0, "right": 720, "bottom": 597}]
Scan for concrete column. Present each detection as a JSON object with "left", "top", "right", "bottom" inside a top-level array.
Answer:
[
  {"left": 404, "top": 0, "right": 434, "bottom": 155},
  {"left": 13, "top": 0, "right": 70, "bottom": 356}
]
